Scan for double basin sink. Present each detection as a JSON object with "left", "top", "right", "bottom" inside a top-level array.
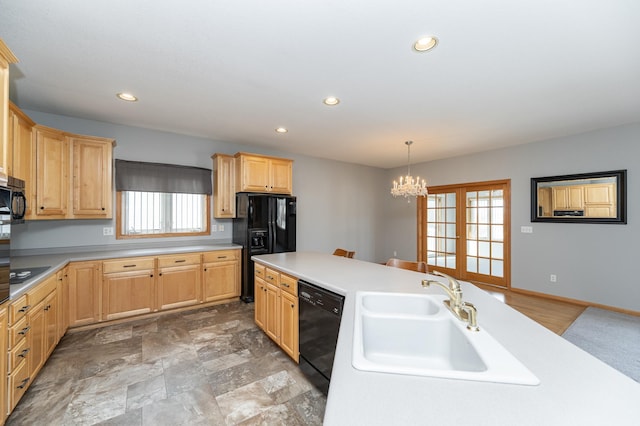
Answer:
[{"left": 352, "top": 291, "right": 540, "bottom": 386}]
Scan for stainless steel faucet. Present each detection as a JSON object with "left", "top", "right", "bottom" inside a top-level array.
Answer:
[{"left": 422, "top": 270, "right": 479, "bottom": 331}]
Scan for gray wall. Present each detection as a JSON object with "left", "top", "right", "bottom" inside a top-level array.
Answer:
[
  {"left": 384, "top": 123, "right": 640, "bottom": 311},
  {"left": 13, "top": 110, "right": 386, "bottom": 260}
]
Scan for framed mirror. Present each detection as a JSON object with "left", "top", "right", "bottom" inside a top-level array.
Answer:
[{"left": 531, "top": 170, "right": 627, "bottom": 224}]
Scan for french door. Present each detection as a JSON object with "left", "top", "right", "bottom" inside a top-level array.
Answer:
[{"left": 418, "top": 180, "right": 511, "bottom": 288}]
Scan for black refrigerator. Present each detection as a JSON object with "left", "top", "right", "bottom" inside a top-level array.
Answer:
[{"left": 233, "top": 193, "right": 296, "bottom": 302}]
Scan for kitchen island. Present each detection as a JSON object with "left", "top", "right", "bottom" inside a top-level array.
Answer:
[{"left": 253, "top": 252, "right": 640, "bottom": 426}]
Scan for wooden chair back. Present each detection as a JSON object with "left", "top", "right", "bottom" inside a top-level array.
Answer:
[
  {"left": 385, "top": 258, "right": 428, "bottom": 273},
  {"left": 333, "top": 248, "right": 355, "bottom": 258}
]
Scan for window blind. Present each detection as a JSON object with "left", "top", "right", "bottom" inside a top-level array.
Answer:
[{"left": 115, "top": 159, "right": 212, "bottom": 195}]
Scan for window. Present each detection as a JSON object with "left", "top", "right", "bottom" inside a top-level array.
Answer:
[
  {"left": 118, "top": 191, "right": 208, "bottom": 237},
  {"left": 114, "top": 159, "right": 212, "bottom": 239}
]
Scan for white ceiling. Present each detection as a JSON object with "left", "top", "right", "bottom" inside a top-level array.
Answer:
[{"left": 2, "top": 0, "right": 639, "bottom": 169}]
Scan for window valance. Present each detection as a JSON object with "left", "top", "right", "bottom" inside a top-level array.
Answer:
[{"left": 115, "top": 159, "right": 212, "bottom": 195}]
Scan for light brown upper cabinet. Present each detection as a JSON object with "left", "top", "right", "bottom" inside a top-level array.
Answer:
[
  {"left": 234, "top": 152, "right": 293, "bottom": 194},
  {"left": 34, "top": 125, "right": 114, "bottom": 220},
  {"left": 212, "top": 153, "right": 236, "bottom": 218},
  {"left": 0, "top": 39, "right": 18, "bottom": 177},
  {"left": 8, "top": 102, "right": 36, "bottom": 217},
  {"left": 35, "top": 125, "right": 69, "bottom": 218},
  {"left": 71, "top": 135, "right": 113, "bottom": 218}
]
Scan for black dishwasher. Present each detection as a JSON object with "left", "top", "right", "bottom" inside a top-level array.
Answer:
[{"left": 298, "top": 280, "right": 344, "bottom": 394}]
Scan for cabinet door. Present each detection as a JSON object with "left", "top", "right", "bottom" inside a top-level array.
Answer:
[
  {"left": 157, "top": 265, "right": 200, "bottom": 310},
  {"left": 269, "top": 158, "right": 293, "bottom": 194},
  {"left": 0, "top": 306, "right": 7, "bottom": 424},
  {"left": 280, "top": 290, "right": 299, "bottom": 362},
  {"left": 35, "top": 126, "right": 68, "bottom": 217},
  {"left": 213, "top": 154, "right": 236, "bottom": 218},
  {"left": 254, "top": 278, "right": 266, "bottom": 331},
  {"left": 265, "top": 282, "right": 280, "bottom": 343},
  {"left": 44, "top": 291, "right": 58, "bottom": 357},
  {"left": 9, "top": 104, "right": 36, "bottom": 219},
  {"left": 28, "top": 299, "right": 46, "bottom": 378},
  {"left": 238, "top": 155, "right": 270, "bottom": 192},
  {"left": 103, "top": 271, "right": 155, "bottom": 321},
  {"left": 552, "top": 187, "right": 569, "bottom": 210},
  {"left": 568, "top": 186, "right": 584, "bottom": 210},
  {"left": 57, "top": 268, "right": 68, "bottom": 339},
  {"left": 71, "top": 136, "right": 113, "bottom": 218},
  {"left": 67, "top": 261, "right": 101, "bottom": 327},
  {"left": 202, "top": 260, "right": 239, "bottom": 302}
]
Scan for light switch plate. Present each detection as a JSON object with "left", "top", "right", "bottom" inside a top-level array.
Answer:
[{"left": 520, "top": 226, "right": 533, "bottom": 234}]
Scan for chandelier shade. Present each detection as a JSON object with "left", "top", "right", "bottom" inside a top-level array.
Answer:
[{"left": 391, "top": 141, "right": 428, "bottom": 198}]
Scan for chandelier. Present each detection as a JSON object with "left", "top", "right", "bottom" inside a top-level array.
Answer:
[{"left": 391, "top": 141, "right": 428, "bottom": 199}]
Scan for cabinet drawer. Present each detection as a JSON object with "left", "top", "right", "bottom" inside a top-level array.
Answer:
[
  {"left": 27, "top": 275, "right": 57, "bottom": 306},
  {"left": 280, "top": 273, "right": 298, "bottom": 296},
  {"left": 103, "top": 257, "right": 155, "bottom": 274},
  {"left": 8, "top": 359, "right": 31, "bottom": 412},
  {"left": 202, "top": 250, "right": 239, "bottom": 263},
  {"left": 254, "top": 263, "right": 266, "bottom": 279},
  {"left": 9, "top": 337, "right": 29, "bottom": 372},
  {"left": 9, "top": 295, "right": 30, "bottom": 325},
  {"left": 9, "top": 316, "right": 30, "bottom": 349},
  {"left": 264, "top": 268, "right": 280, "bottom": 286},
  {"left": 158, "top": 253, "right": 201, "bottom": 268}
]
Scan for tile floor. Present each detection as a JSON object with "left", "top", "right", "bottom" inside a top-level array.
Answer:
[{"left": 6, "top": 302, "right": 326, "bottom": 425}]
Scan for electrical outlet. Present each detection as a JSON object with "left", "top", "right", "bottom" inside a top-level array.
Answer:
[
  {"left": 393, "top": 251, "right": 397, "bottom": 257},
  {"left": 212, "top": 225, "right": 217, "bottom": 232},
  {"left": 550, "top": 274, "right": 557, "bottom": 283},
  {"left": 103, "top": 227, "right": 114, "bottom": 236},
  {"left": 219, "top": 224, "right": 224, "bottom": 232}
]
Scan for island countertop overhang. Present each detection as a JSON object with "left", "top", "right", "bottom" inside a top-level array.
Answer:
[{"left": 252, "top": 251, "right": 640, "bottom": 426}]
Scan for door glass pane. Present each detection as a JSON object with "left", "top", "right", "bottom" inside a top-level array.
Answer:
[
  {"left": 478, "top": 258, "right": 490, "bottom": 275},
  {"left": 492, "top": 260, "right": 504, "bottom": 277},
  {"left": 492, "top": 242, "right": 504, "bottom": 259},
  {"left": 467, "top": 256, "right": 477, "bottom": 273},
  {"left": 446, "top": 224, "right": 456, "bottom": 237},
  {"left": 478, "top": 241, "right": 490, "bottom": 257}
]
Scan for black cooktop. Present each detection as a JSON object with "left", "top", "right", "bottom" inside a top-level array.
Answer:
[{"left": 10, "top": 266, "right": 51, "bottom": 285}]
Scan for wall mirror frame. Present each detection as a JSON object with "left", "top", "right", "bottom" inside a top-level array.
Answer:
[{"left": 531, "top": 169, "right": 627, "bottom": 224}]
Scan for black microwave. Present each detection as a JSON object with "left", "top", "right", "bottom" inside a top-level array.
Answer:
[{"left": 1, "top": 176, "right": 27, "bottom": 223}]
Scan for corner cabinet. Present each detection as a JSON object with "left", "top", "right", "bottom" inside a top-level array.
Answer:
[
  {"left": 234, "top": 152, "right": 293, "bottom": 194},
  {"left": 212, "top": 153, "right": 236, "bottom": 218},
  {"left": 67, "top": 261, "right": 102, "bottom": 327},
  {"left": 253, "top": 262, "right": 299, "bottom": 362}
]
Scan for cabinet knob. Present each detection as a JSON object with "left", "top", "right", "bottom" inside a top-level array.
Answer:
[
  {"left": 101, "top": 207, "right": 105, "bottom": 211},
  {"left": 40, "top": 206, "right": 44, "bottom": 210}
]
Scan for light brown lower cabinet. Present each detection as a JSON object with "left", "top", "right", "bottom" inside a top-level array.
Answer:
[
  {"left": 157, "top": 253, "right": 201, "bottom": 310},
  {"left": 6, "top": 273, "right": 59, "bottom": 414},
  {"left": 67, "top": 261, "right": 101, "bottom": 327},
  {"left": 253, "top": 263, "right": 299, "bottom": 362},
  {"left": 1, "top": 304, "right": 7, "bottom": 424},
  {"left": 102, "top": 257, "right": 156, "bottom": 321},
  {"left": 202, "top": 250, "right": 240, "bottom": 302}
]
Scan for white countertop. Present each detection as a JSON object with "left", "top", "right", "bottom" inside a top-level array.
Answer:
[
  {"left": 10, "top": 242, "right": 241, "bottom": 299},
  {"left": 253, "top": 252, "right": 640, "bottom": 426}
]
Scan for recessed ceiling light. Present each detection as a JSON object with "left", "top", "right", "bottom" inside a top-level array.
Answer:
[
  {"left": 275, "top": 127, "right": 288, "bottom": 133},
  {"left": 323, "top": 96, "right": 340, "bottom": 106},
  {"left": 116, "top": 92, "right": 138, "bottom": 102},
  {"left": 413, "top": 36, "right": 438, "bottom": 52}
]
